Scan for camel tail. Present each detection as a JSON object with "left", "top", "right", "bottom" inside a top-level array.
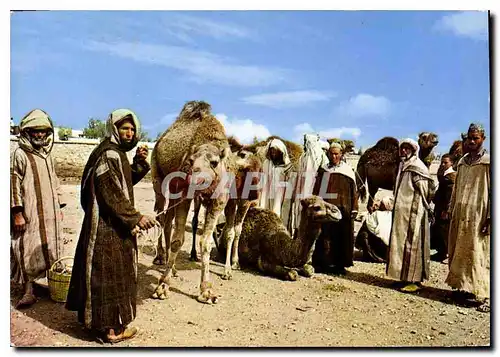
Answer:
[{"left": 356, "top": 159, "right": 367, "bottom": 202}]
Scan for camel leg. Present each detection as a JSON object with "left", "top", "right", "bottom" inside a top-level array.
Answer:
[
  {"left": 231, "top": 200, "right": 251, "bottom": 271},
  {"left": 221, "top": 200, "right": 236, "bottom": 280},
  {"left": 152, "top": 176, "right": 167, "bottom": 265},
  {"left": 257, "top": 256, "right": 299, "bottom": 281},
  {"left": 190, "top": 198, "right": 201, "bottom": 262},
  {"left": 198, "top": 197, "right": 228, "bottom": 304},
  {"left": 152, "top": 199, "right": 191, "bottom": 300},
  {"left": 296, "top": 264, "right": 315, "bottom": 277},
  {"left": 367, "top": 185, "right": 378, "bottom": 213}
]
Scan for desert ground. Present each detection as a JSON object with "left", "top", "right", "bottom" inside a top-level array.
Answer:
[{"left": 10, "top": 178, "right": 490, "bottom": 348}]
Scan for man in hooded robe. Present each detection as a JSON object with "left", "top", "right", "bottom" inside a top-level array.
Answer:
[
  {"left": 258, "top": 138, "right": 294, "bottom": 227},
  {"left": 312, "top": 142, "right": 358, "bottom": 275},
  {"left": 290, "top": 134, "right": 329, "bottom": 235},
  {"left": 386, "top": 138, "right": 437, "bottom": 292},
  {"left": 355, "top": 195, "right": 394, "bottom": 263},
  {"left": 445, "top": 123, "right": 490, "bottom": 313},
  {"left": 66, "top": 109, "right": 157, "bottom": 343},
  {"left": 11, "top": 109, "right": 66, "bottom": 308}
]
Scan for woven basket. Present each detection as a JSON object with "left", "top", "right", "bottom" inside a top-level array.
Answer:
[{"left": 48, "top": 256, "right": 73, "bottom": 303}]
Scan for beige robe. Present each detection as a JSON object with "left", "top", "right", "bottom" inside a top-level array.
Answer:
[
  {"left": 445, "top": 152, "right": 490, "bottom": 299},
  {"left": 386, "top": 156, "right": 436, "bottom": 282},
  {"left": 11, "top": 146, "right": 65, "bottom": 284}
]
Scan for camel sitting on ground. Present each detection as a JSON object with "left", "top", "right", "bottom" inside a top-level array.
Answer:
[
  {"left": 355, "top": 132, "right": 438, "bottom": 212},
  {"left": 217, "top": 195, "right": 341, "bottom": 281},
  {"left": 150, "top": 100, "right": 231, "bottom": 304}
]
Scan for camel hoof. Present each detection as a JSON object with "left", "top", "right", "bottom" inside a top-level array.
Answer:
[
  {"left": 221, "top": 271, "right": 233, "bottom": 280},
  {"left": 151, "top": 283, "right": 168, "bottom": 299},
  {"left": 287, "top": 270, "right": 299, "bottom": 281},
  {"left": 197, "top": 291, "right": 219, "bottom": 304},
  {"left": 172, "top": 269, "right": 178, "bottom": 278},
  {"left": 302, "top": 264, "right": 315, "bottom": 277},
  {"left": 189, "top": 255, "right": 200, "bottom": 262},
  {"left": 231, "top": 262, "right": 241, "bottom": 270},
  {"left": 152, "top": 256, "right": 166, "bottom": 266}
]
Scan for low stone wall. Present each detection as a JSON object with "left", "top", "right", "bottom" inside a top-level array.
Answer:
[{"left": 10, "top": 138, "right": 154, "bottom": 182}]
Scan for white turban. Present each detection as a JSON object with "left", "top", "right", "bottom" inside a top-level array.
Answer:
[{"left": 399, "top": 138, "right": 419, "bottom": 156}]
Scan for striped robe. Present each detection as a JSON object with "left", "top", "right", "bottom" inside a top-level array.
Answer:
[
  {"left": 10, "top": 146, "right": 65, "bottom": 285},
  {"left": 386, "top": 156, "right": 436, "bottom": 282},
  {"left": 65, "top": 139, "right": 149, "bottom": 331}
]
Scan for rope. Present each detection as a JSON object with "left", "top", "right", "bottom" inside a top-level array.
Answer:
[{"left": 353, "top": 169, "right": 377, "bottom": 206}]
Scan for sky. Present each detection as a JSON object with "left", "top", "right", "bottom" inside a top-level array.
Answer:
[{"left": 10, "top": 10, "right": 491, "bottom": 154}]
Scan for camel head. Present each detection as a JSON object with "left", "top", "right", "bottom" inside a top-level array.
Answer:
[
  {"left": 183, "top": 143, "right": 229, "bottom": 196},
  {"left": 418, "top": 132, "right": 439, "bottom": 150},
  {"left": 300, "top": 196, "right": 342, "bottom": 223}
]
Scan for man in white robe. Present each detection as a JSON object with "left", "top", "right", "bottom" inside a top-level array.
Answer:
[
  {"left": 386, "top": 138, "right": 437, "bottom": 292},
  {"left": 445, "top": 123, "right": 490, "bottom": 313}
]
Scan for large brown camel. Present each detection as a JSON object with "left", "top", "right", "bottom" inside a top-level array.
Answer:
[
  {"left": 355, "top": 132, "right": 438, "bottom": 212},
  {"left": 150, "top": 100, "right": 231, "bottom": 304},
  {"left": 216, "top": 196, "right": 342, "bottom": 281}
]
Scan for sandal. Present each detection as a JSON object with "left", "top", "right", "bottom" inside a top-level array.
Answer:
[
  {"left": 15, "top": 293, "right": 37, "bottom": 309},
  {"left": 400, "top": 283, "right": 421, "bottom": 293},
  {"left": 105, "top": 327, "right": 138, "bottom": 344}
]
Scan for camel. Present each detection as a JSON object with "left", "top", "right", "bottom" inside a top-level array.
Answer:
[
  {"left": 150, "top": 100, "right": 231, "bottom": 304},
  {"left": 217, "top": 196, "right": 342, "bottom": 281},
  {"left": 355, "top": 132, "right": 438, "bottom": 212},
  {"left": 448, "top": 132, "right": 468, "bottom": 170}
]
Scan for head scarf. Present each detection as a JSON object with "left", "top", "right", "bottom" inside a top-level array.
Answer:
[
  {"left": 468, "top": 122, "right": 485, "bottom": 136},
  {"left": 265, "top": 138, "right": 291, "bottom": 166},
  {"left": 18, "top": 109, "right": 54, "bottom": 158},
  {"left": 399, "top": 138, "right": 419, "bottom": 157},
  {"left": 106, "top": 108, "right": 141, "bottom": 152},
  {"left": 303, "top": 134, "right": 329, "bottom": 168},
  {"left": 329, "top": 142, "right": 343, "bottom": 150}
]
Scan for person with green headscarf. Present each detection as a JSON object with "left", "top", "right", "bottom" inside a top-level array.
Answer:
[
  {"left": 11, "top": 109, "right": 66, "bottom": 308},
  {"left": 66, "top": 109, "right": 157, "bottom": 343}
]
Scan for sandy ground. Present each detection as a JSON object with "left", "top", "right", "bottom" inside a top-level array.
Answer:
[{"left": 10, "top": 181, "right": 491, "bottom": 348}]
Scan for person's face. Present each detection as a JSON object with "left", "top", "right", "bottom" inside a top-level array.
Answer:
[
  {"left": 399, "top": 143, "right": 415, "bottom": 161},
  {"left": 118, "top": 119, "right": 135, "bottom": 143},
  {"left": 329, "top": 147, "right": 342, "bottom": 165},
  {"left": 466, "top": 130, "right": 485, "bottom": 153},
  {"left": 27, "top": 128, "right": 50, "bottom": 147},
  {"left": 268, "top": 147, "right": 282, "bottom": 163},
  {"left": 439, "top": 157, "right": 453, "bottom": 173}
]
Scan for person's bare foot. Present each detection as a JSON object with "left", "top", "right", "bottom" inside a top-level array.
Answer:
[{"left": 105, "top": 326, "right": 138, "bottom": 344}]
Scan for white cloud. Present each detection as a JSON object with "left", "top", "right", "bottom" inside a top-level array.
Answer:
[
  {"left": 435, "top": 11, "right": 488, "bottom": 41},
  {"left": 293, "top": 122, "right": 361, "bottom": 143},
  {"left": 241, "top": 90, "right": 336, "bottom": 109},
  {"left": 216, "top": 113, "right": 271, "bottom": 144},
  {"left": 83, "top": 41, "right": 288, "bottom": 87},
  {"left": 335, "top": 94, "right": 391, "bottom": 118},
  {"left": 165, "top": 14, "right": 253, "bottom": 42}
]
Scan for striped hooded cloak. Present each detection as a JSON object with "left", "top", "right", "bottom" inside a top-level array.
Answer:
[
  {"left": 386, "top": 138, "right": 437, "bottom": 282},
  {"left": 65, "top": 109, "right": 150, "bottom": 331},
  {"left": 11, "top": 109, "right": 66, "bottom": 285}
]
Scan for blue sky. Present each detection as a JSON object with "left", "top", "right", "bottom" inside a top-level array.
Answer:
[{"left": 10, "top": 10, "right": 490, "bottom": 153}]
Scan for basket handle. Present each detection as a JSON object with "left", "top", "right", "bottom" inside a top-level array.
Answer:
[{"left": 50, "top": 256, "right": 74, "bottom": 272}]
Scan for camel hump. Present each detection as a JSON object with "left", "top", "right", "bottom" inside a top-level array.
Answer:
[
  {"left": 178, "top": 100, "right": 213, "bottom": 122},
  {"left": 374, "top": 137, "right": 399, "bottom": 151}
]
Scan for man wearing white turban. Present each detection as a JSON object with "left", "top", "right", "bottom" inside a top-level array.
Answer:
[{"left": 386, "top": 138, "right": 437, "bottom": 292}]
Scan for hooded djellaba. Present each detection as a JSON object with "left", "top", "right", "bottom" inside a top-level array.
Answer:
[
  {"left": 386, "top": 138, "right": 437, "bottom": 293},
  {"left": 11, "top": 109, "right": 66, "bottom": 308},
  {"left": 66, "top": 109, "right": 157, "bottom": 344}
]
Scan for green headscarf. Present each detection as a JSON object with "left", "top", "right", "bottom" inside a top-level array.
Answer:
[{"left": 106, "top": 108, "right": 141, "bottom": 152}]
